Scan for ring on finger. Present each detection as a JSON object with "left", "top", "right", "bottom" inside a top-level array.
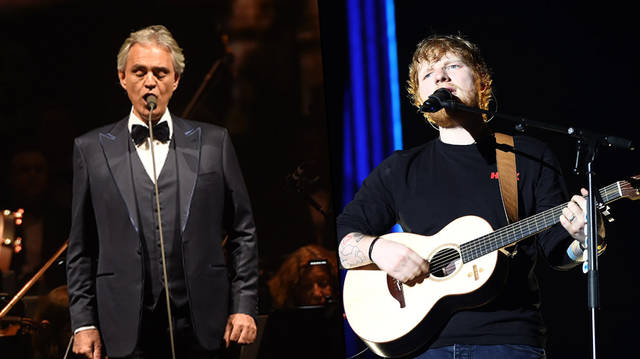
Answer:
[{"left": 568, "top": 215, "right": 576, "bottom": 223}]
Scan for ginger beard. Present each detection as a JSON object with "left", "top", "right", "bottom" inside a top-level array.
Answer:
[{"left": 426, "top": 81, "right": 482, "bottom": 128}]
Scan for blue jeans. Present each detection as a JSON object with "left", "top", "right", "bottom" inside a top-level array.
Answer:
[{"left": 412, "top": 344, "right": 546, "bottom": 359}]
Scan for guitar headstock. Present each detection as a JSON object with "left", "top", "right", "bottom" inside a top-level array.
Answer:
[{"left": 620, "top": 174, "right": 640, "bottom": 200}]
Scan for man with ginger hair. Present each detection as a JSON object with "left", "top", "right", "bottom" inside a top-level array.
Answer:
[
  {"left": 66, "top": 25, "right": 258, "bottom": 358},
  {"left": 337, "top": 34, "right": 596, "bottom": 358}
]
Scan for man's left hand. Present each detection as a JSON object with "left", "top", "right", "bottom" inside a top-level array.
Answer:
[
  {"left": 223, "top": 313, "right": 257, "bottom": 347},
  {"left": 560, "top": 188, "right": 588, "bottom": 242}
]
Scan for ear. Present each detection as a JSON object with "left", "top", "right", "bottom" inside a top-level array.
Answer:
[
  {"left": 118, "top": 71, "right": 127, "bottom": 90},
  {"left": 172, "top": 73, "right": 181, "bottom": 91}
]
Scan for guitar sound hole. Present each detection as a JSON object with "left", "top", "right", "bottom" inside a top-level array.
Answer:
[{"left": 430, "top": 248, "right": 461, "bottom": 278}]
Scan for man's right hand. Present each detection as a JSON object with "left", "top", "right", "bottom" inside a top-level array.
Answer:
[
  {"left": 73, "top": 328, "right": 102, "bottom": 359},
  {"left": 370, "top": 238, "right": 430, "bottom": 285}
]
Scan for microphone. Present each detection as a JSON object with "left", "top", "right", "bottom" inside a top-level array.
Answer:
[
  {"left": 146, "top": 94, "right": 158, "bottom": 111},
  {"left": 420, "top": 88, "right": 454, "bottom": 113}
]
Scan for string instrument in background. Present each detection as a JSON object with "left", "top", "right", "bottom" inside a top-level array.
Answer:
[
  {"left": 343, "top": 176, "right": 639, "bottom": 358},
  {"left": 1, "top": 237, "right": 70, "bottom": 358}
]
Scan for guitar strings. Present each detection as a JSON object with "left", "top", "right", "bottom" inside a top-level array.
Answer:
[
  {"left": 424, "top": 183, "right": 621, "bottom": 273},
  {"left": 462, "top": 183, "right": 619, "bottom": 259},
  {"left": 426, "top": 203, "right": 565, "bottom": 271}
]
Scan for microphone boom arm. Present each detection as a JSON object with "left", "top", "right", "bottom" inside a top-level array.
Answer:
[{"left": 444, "top": 101, "right": 635, "bottom": 151}]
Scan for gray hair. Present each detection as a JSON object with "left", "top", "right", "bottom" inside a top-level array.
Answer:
[{"left": 117, "top": 25, "right": 185, "bottom": 75}]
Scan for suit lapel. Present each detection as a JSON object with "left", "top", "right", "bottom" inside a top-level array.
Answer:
[
  {"left": 100, "top": 119, "right": 140, "bottom": 233},
  {"left": 172, "top": 116, "right": 201, "bottom": 234}
]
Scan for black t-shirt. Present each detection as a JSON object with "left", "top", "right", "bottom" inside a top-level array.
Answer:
[{"left": 337, "top": 135, "right": 575, "bottom": 349}]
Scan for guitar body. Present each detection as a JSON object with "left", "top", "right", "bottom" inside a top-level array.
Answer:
[{"left": 343, "top": 216, "right": 509, "bottom": 358}]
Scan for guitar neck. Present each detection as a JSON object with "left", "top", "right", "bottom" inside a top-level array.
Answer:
[{"left": 460, "top": 181, "right": 624, "bottom": 263}]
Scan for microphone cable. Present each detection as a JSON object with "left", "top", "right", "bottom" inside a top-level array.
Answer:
[
  {"left": 146, "top": 95, "right": 177, "bottom": 359},
  {"left": 62, "top": 334, "right": 73, "bottom": 359}
]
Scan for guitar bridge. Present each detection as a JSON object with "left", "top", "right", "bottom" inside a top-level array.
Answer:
[{"left": 386, "top": 275, "right": 405, "bottom": 308}]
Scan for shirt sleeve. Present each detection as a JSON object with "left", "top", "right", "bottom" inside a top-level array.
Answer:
[
  {"left": 336, "top": 153, "right": 400, "bottom": 240},
  {"left": 532, "top": 144, "right": 577, "bottom": 269},
  {"left": 74, "top": 325, "right": 98, "bottom": 335}
]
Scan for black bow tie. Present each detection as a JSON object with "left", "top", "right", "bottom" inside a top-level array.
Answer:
[{"left": 131, "top": 121, "right": 170, "bottom": 146}]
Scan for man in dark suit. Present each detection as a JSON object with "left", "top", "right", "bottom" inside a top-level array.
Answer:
[{"left": 66, "top": 25, "right": 258, "bottom": 359}]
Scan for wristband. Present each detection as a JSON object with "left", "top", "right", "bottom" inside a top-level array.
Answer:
[
  {"left": 368, "top": 236, "right": 380, "bottom": 261},
  {"left": 567, "top": 239, "right": 607, "bottom": 262},
  {"left": 567, "top": 241, "right": 583, "bottom": 262}
]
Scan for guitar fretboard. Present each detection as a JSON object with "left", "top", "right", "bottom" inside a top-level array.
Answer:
[{"left": 459, "top": 182, "right": 622, "bottom": 263}]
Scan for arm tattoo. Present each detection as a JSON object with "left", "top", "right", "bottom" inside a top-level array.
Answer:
[{"left": 339, "top": 232, "right": 370, "bottom": 268}]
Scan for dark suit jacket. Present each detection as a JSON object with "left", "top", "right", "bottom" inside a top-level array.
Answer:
[{"left": 66, "top": 116, "right": 258, "bottom": 357}]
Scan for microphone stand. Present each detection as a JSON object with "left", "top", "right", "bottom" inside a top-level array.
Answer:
[
  {"left": 286, "top": 162, "right": 329, "bottom": 220},
  {"left": 432, "top": 99, "right": 635, "bottom": 359},
  {"left": 147, "top": 102, "right": 177, "bottom": 359}
]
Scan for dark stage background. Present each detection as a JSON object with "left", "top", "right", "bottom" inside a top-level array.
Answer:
[
  {"left": 0, "top": 1, "right": 343, "bottom": 358},
  {"left": 320, "top": 1, "right": 639, "bottom": 358},
  {"left": 0, "top": 0, "right": 638, "bottom": 358}
]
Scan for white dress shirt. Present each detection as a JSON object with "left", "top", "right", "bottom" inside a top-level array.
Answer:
[{"left": 127, "top": 107, "right": 174, "bottom": 183}]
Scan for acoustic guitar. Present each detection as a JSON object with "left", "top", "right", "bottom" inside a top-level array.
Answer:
[{"left": 343, "top": 176, "right": 639, "bottom": 358}]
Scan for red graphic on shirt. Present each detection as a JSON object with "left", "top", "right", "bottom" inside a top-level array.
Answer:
[{"left": 490, "top": 172, "right": 520, "bottom": 180}]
